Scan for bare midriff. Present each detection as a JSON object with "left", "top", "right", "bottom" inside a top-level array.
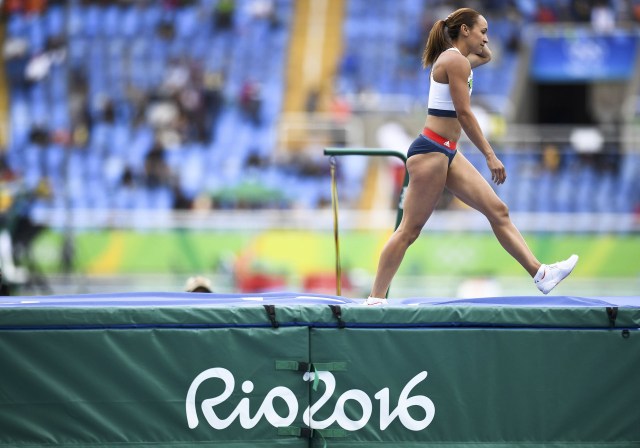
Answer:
[{"left": 424, "top": 115, "right": 462, "bottom": 143}]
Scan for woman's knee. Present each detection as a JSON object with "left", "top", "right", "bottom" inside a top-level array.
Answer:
[
  {"left": 396, "top": 223, "right": 422, "bottom": 246},
  {"left": 487, "top": 200, "right": 510, "bottom": 224}
]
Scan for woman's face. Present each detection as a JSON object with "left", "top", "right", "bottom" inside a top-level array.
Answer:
[{"left": 466, "top": 15, "right": 489, "bottom": 54}]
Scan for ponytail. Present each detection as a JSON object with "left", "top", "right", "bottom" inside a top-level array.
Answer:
[{"left": 422, "top": 20, "right": 449, "bottom": 68}]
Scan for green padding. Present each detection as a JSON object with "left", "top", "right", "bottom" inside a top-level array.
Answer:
[
  {"left": 2, "top": 304, "right": 640, "bottom": 328},
  {"left": 275, "top": 360, "right": 308, "bottom": 371},
  {"left": 275, "top": 361, "right": 347, "bottom": 372},
  {"left": 312, "top": 362, "right": 347, "bottom": 372},
  {"left": 308, "top": 328, "right": 640, "bottom": 446},
  {"left": 278, "top": 426, "right": 304, "bottom": 437},
  {"left": 310, "top": 443, "right": 638, "bottom": 447},
  {"left": 316, "top": 428, "right": 348, "bottom": 438},
  {"left": 0, "top": 327, "right": 310, "bottom": 447},
  {"left": 1, "top": 304, "right": 639, "bottom": 447},
  {"left": 277, "top": 427, "right": 348, "bottom": 440}
]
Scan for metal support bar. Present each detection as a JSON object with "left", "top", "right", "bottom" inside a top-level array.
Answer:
[
  {"left": 323, "top": 147, "right": 409, "bottom": 298},
  {"left": 323, "top": 147, "right": 409, "bottom": 230}
]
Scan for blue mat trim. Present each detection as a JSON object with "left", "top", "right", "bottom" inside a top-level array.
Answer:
[{"left": 1, "top": 292, "right": 639, "bottom": 308}]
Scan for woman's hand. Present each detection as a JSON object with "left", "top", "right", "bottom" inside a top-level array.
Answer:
[{"left": 486, "top": 153, "right": 506, "bottom": 185}]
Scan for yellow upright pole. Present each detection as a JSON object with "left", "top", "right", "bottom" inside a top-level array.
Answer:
[{"left": 329, "top": 156, "right": 342, "bottom": 296}]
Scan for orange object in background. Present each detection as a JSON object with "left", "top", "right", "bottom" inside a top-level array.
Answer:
[
  {"left": 237, "top": 272, "right": 287, "bottom": 293},
  {"left": 3, "top": 0, "right": 47, "bottom": 14},
  {"left": 302, "top": 272, "right": 352, "bottom": 295}
]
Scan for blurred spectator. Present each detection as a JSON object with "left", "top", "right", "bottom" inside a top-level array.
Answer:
[
  {"left": 570, "top": 0, "right": 593, "bottom": 21},
  {"left": 24, "top": 51, "right": 52, "bottom": 84},
  {"left": 247, "top": 0, "right": 282, "bottom": 29},
  {"left": 329, "top": 93, "right": 351, "bottom": 146},
  {"left": 239, "top": 79, "right": 263, "bottom": 126},
  {"left": 591, "top": 0, "right": 616, "bottom": 32},
  {"left": 163, "top": 57, "right": 191, "bottom": 94},
  {"left": 3, "top": 35, "right": 30, "bottom": 88},
  {"left": 245, "top": 149, "right": 268, "bottom": 169},
  {"left": 24, "top": 35, "right": 66, "bottom": 85},
  {"left": 184, "top": 275, "right": 213, "bottom": 293},
  {"left": 200, "top": 72, "right": 225, "bottom": 141},
  {"left": 127, "top": 87, "right": 151, "bottom": 128},
  {"left": 29, "top": 125, "right": 49, "bottom": 146},
  {"left": 114, "top": 167, "right": 138, "bottom": 208},
  {"left": 329, "top": 93, "right": 351, "bottom": 125},
  {"left": 192, "top": 192, "right": 213, "bottom": 211},
  {"left": 68, "top": 68, "right": 93, "bottom": 146},
  {"left": 248, "top": 0, "right": 274, "bottom": 20},
  {"left": 121, "top": 167, "right": 136, "bottom": 189},
  {"left": 213, "top": 0, "right": 235, "bottom": 31},
  {"left": 146, "top": 94, "right": 181, "bottom": 146},
  {"left": 504, "top": 6, "right": 524, "bottom": 53},
  {"left": 541, "top": 143, "right": 561, "bottom": 173},
  {"left": 143, "top": 140, "right": 171, "bottom": 188},
  {"left": 172, "top": 182, "right": 193, "bottom": 210},
  {"left": 2, "top": 0, "right": 47, "bottom": 15},
  {"left": 0, "top": 156, "right": 18, "bottom": 183},
  {"left": 536, "top": 3, "right": 558, "bottom": 22},
  {"left": 0, "top": 182, "right": 51, "bottom": 290},
  {"left": 305, "top": 87, "right": 321, "bottom": 115},
  {"left": 633, "top": 1, "right": 640, "bottom": 22},
  {"left": 156, "top": 18, "right": 176, "bottom": 41},
  {"left": 101, "top": 96, "right": 117, "bottom": 124}
]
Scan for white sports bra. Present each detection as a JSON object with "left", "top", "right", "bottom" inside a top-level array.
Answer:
[{"left": 427, "top": 47, "right": 473, "bottom": 118}]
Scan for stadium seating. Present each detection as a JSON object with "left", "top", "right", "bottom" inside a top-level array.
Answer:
[
  {"left": 3, "top": 0, "right": 639, "bottom": 218},
  {"left": 5, "top": 0, "right": 309, "bottom": 214}
]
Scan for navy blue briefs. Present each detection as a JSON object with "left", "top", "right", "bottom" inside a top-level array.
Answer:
[{"left": 407, "top": 133, "right": 457, "bottom": 166}]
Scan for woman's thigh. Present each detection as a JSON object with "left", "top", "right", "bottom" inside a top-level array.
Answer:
[
  {"left": 401, "top": 153, "right": 449, "bottom": 230},
  {"left": 445, "top": 151, "right": 504, "bottom": 215}
]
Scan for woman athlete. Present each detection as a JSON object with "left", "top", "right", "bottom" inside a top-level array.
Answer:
[{"left": 366, "top": 8, "right": 578, "bottom": 305}]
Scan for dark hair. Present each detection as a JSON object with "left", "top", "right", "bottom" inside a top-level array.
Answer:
[{"left": 421, "top": 8, "right": 481, "bottom": 68}]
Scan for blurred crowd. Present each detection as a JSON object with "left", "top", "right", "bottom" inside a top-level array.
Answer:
[
  {"left": 0, "top": 0, "right": 638, "bottom": 219},
  {"left": 0, "top": 0, "right": 638, "bottom": 295}
]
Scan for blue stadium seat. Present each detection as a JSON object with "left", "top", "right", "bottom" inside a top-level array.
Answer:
[
  {"left": 102, "top": 4, "right": 122, "bottom": 37},
  {"left": 147, "top": 186, "right": 175, "bottom": 210},
  {"left": 82, "top": 4, "right": 101, "bottom": 38},
  {"left": 177, "top": 146, "right": 207, "bottom": 199},
  {"left": 45, "top": 5, "right": 65, "bottom": 37},
  {"left": 27, "top": 15, "right": 46, "bottom": 52},
  {"left": 175, "top": 6, "right": 200, "bottom": 39},
  {"left": 112, "top": 185, "right": 136, "bottom": 209},
  {"left": 44, "top": 144, "right": 65, "bottom": 181},
  {"left": 6, "top": 13, "right": 27, "bottom": 38},
  {"left": 120, "top": 5, "right": 140, "bottom": 38}
]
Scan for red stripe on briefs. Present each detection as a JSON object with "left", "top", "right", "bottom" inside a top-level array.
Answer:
[{"left": 422, "top": 127, "right": 457, "bottom": 151}]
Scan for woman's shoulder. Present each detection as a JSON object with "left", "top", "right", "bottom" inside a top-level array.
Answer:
[{"left": 437, "top": 49, "right": 471, "bottom": 72}]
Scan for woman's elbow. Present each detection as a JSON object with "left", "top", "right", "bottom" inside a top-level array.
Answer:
[{"left": 456, "top": 109, "right": 475, "bottom": 123}]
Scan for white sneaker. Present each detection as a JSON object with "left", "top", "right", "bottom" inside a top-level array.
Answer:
[
  {"left": 363, "top": 296, "right": 388, "bottom": 306},
  {"left": 534, "top": 254, "right": 579, "bottom": 294}
]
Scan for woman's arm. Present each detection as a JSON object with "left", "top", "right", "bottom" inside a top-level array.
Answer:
[
  {"left": 447, "top": 54, "right": 506, "bottom": 184},
  {"left": 467, "top": 44, "right": 492, "bottom": 69}
]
